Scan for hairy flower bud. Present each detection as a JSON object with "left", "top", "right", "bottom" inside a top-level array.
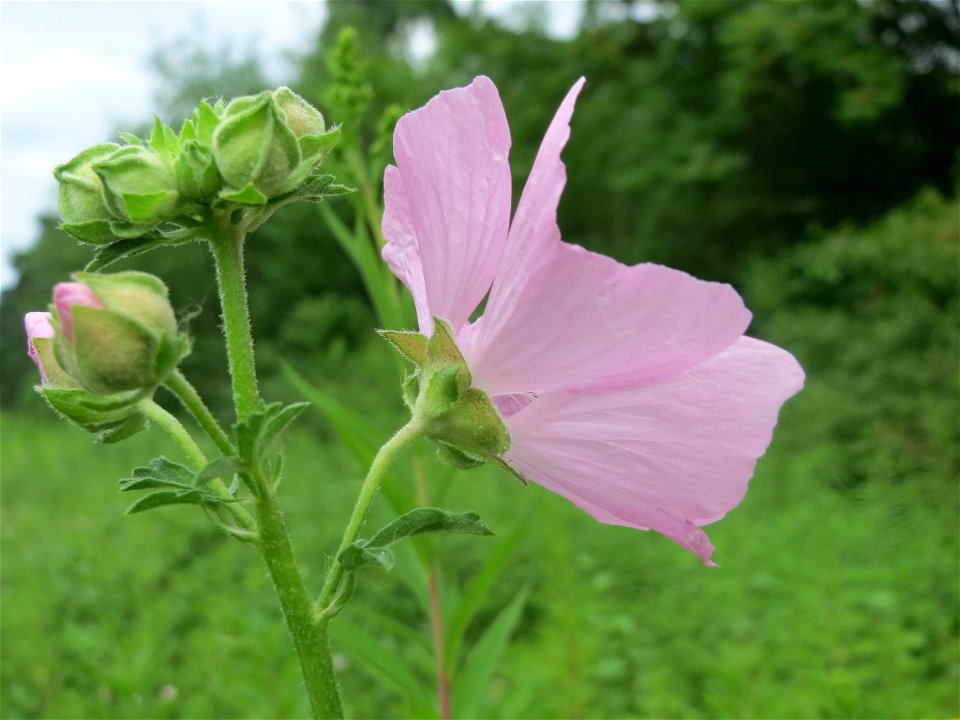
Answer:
[
  {"left": 213, "top": 91, "right": 302, "bottom": 203},
  {"left": 54, "top": 144, "right": 123, "bottom": 243},
  {"left": 44, "top": 272, "right": 188, "bottom": 396},
  {"left": 92, "top": 146, "right": 180, "bottom": 223}
]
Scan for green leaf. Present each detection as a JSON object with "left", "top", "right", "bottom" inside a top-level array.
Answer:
[
  {"left": 365, "top": 507, "right": 493, "bottom": 549},
  {"left": 338, "top": 544, "right": 396, "bottom": 571},
  {"left": 258, "top": 401, "right": 310, "bottom": 456},
  {"left": 124, "top": 489, "right": 204, "bottom": 515},
  {"left": 194, "top": 456, "right": 242, "bottom": 486},
  {"left": 451, "top": 587, "right": 530, "bottom": 718},
  {"left": 84, "top": 236, "right": 163, "bottom": 272},
  {"left": 119, "top": 456, "right": 194, "bottom": 493}
]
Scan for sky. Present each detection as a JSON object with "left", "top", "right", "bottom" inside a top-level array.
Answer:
[{"left": 0, "top": 1, "right": 587, "bottom": 292}]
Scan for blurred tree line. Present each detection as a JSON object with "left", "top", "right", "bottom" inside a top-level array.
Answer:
[{"left": 2, "top": 0, "right": 957, "bottom": 425}]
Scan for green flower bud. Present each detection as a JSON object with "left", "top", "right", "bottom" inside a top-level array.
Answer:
[
  {"left": 93, "top": 145, "right": 180, "bottom": 223},
  {"left": 175, "top": 139, "right": 222, "bottom": 200},
  {"left": 51, "top": 272, "right": 189, "bottom": 396},
  {"left": 54, "top": 143, "right": 122, "bottom": 244},
  {"left": 213, "top": 91, "right": 301, "bottom": 202}
]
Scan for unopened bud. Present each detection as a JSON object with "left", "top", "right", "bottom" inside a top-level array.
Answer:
[
  {"left": 213, "top": 92, "right": 301, "bottom": 203},
  {"left": 93, "top": 146, "right": 180, "bottom": 223},
  {"left": 54, "top": 144, "right": 122, "bottom": 244}
]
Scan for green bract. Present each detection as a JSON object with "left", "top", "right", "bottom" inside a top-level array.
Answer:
[{"left": 380, "top": 318, "right": 510, "bottom": 468}]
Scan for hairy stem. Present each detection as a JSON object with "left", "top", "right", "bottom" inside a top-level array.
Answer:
[
  {"left": 317, "top": 419, "right": 423, "bottom": 611},
  {"left": 256, "top": 482, "right": 344, "bottom": 718},
  {"left": 164, "top": 369, "right": 236, "bottom": 456},
  {"left": 207, "top": 220, "right": 262, "bottom": 422},
  {"left": 138, "top": 400, "right": 252, "bottom": 530}
]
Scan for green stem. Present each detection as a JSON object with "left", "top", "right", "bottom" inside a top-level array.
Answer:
[
  {"left": 138, "top": 401, "right": 253, "bottom": 531},
  {"left": 256, "top": 485, "right": 344, "bottom": 718},
  {"left": 140, "top": 399, "right": 208, "bottom": 468},
  {"left": 317, "top": 419, "right": 423, "bottom": 611},
  {"left": 164, "top": 370, "right": 236, "bottom": 457},
  {"left": 207, "top": 219, "right": 263, "bottom": 422}
]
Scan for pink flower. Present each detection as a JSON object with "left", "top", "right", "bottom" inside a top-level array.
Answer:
[
  {"left": 382, "top": 76, "right": 804, "bottom": 564},
  {"left": 24, "top": 312, "right": 55, "bottom": 383},
  {"left": 53, "top": 281, "right": 103, "bottom": 341}
]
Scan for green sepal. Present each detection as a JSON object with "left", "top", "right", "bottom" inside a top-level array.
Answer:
[
  {"left": 70, "top": 305, "right": 159, "bottom": 394},
  {"left": 218, "top": 183, "right": 268, "bottom": 206},
  {"left": 149, "top": 116, "right": 180, "bottom": 160},
  {"left": 96, "top": 412, "right": 147, "bottom": 444},
  {"left": 425, "top": 317, "right": 468, "bottom": 373},
  {"left": 338, "top": 507, "right": 493, "bottom": 571},
  {"left": 175, "top": 139, "right": 222, "bottom": 199},
  {"left": 54, "top": 143, "right": 120, "bottom": 228},
  {"left": 61, "top": 220, "right": 123, "bottom": 245},
  {"left": 93, "top": 145, "right": 179, "bottom": 223},
  {"left": 379, "top": 329, "right": 427, "bottom": 366},
  {"left": 423, "top": 386, "right": 510, "bottom": 460},
  {"left": 119, "top": 132, "right": 143, "bottom": 146},
  {"left": 40, "top": 385, "right": 142, "bottom": 426},
  {"left": 29, "top": 336, "right": 73, "bottom": 387},
  {"left": 298, "top": 126, "right": 340, "bottom": 163},
  {"left": 435, "top": 442, "right": 485, "bottom": 470},
  {"left": 401, "top": 373, "right": 420, "bottom": 410}
]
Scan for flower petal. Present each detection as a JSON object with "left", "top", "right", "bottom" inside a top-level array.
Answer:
[
  {"left": 468, "top": 78, "right": 750, "bottom": 395},
  {"left": 382, "top": 76, "right": 512, "bottom": 334},
  {"left": 25, "top": 312, "right": 55, "bottom": 383},
  {"left": 470, "top": 243, "right": 751, "bottom": 395},
  {"left": 500, "top": 337, "right": 805, "bottom": 564}
]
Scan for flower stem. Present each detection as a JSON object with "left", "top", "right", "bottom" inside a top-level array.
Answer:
[
  {"left": 207, "top": 220, "right": 262, "bottom": 422},
  {"left": 138, "top": 400, "right": 254, "bottom": 531},
  {"left": 256, "top": 483, "right": 344, "bottom": 718},
  {"left": 317, "top": 419, "right": 423, "bottom": 612},
  {"left": 164, "top": 369, "right": 236, "bottom": 456}
]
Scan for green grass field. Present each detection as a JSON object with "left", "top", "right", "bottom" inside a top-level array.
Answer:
[{"left": 2, "top": 364, "right": 957, "bottom": 720}]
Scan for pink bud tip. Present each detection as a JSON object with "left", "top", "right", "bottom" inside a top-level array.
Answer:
[
  {"left": 53, "top": 282, "right": 103, "bottom": 341},
  {"left": 24, "top": 311, "right": 55, "bottom": 383}
]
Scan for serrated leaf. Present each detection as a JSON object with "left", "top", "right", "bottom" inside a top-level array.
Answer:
[{"left": 124, "top": 489, "right": 206, "bottom": 515}]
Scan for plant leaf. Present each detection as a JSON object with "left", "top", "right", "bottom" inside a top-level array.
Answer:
[
  {"left": 124, "top": 489, "right": 205, "bottom": 515},
  {"left": 451, "top": 587, "right": 530, "bottom": 718}
]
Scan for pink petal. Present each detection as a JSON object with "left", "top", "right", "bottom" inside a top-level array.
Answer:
[
  {"left": 468, "top": 77, "right": 751, "bottom": 396},
  {"left": 382, "top": 76, "right": 512, "bottom": 335},
  {"left": 469, "top": 244, "right": 751, "bottom": 396},
  {"left": 24, "top": 312, "right": 55, "bottom": 383},
  {"left": 500, "top": 337, "right": 805, "bottom": 564},
  {"left": 54, "top": 281, "right": 102, "bottom": 341}
]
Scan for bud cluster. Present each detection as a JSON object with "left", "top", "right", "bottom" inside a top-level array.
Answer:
[
  {"left": 55, "top": 88, "right": 341, "bottom": 248},
  {"left": 25, "top": 272, "right": 190, "bottom": 441}
]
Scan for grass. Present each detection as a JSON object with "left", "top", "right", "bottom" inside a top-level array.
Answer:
[{"left": 2, "top": 375, "right": 958, "bottom": 718}]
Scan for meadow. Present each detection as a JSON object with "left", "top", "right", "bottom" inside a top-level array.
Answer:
[{"left": 2, "top": 338, "right": 957, "bottom": 718}]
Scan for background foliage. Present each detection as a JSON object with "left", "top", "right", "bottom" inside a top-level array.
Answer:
[{"left": 2, "top": 1, "right": 958, "bottom": 718}]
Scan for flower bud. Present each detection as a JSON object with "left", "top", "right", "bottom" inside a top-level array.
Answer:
[
  {"left": 213, "top": 91, "right": 302, "bottom": 203},
  {"left": 54, "top": 282, "right": 104, "bottom": 340},
  {"left": 25, "top": 312, "right": 56, "bottom": 383},
  {"left": 92, "top": 145, "right": 180, "bottom": 223},
  {"left": 54, "top": 144, "right": 122, "bottom": 244},
  {"left": 46, "top": 272, "right": 189, "bottom": 396}
]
